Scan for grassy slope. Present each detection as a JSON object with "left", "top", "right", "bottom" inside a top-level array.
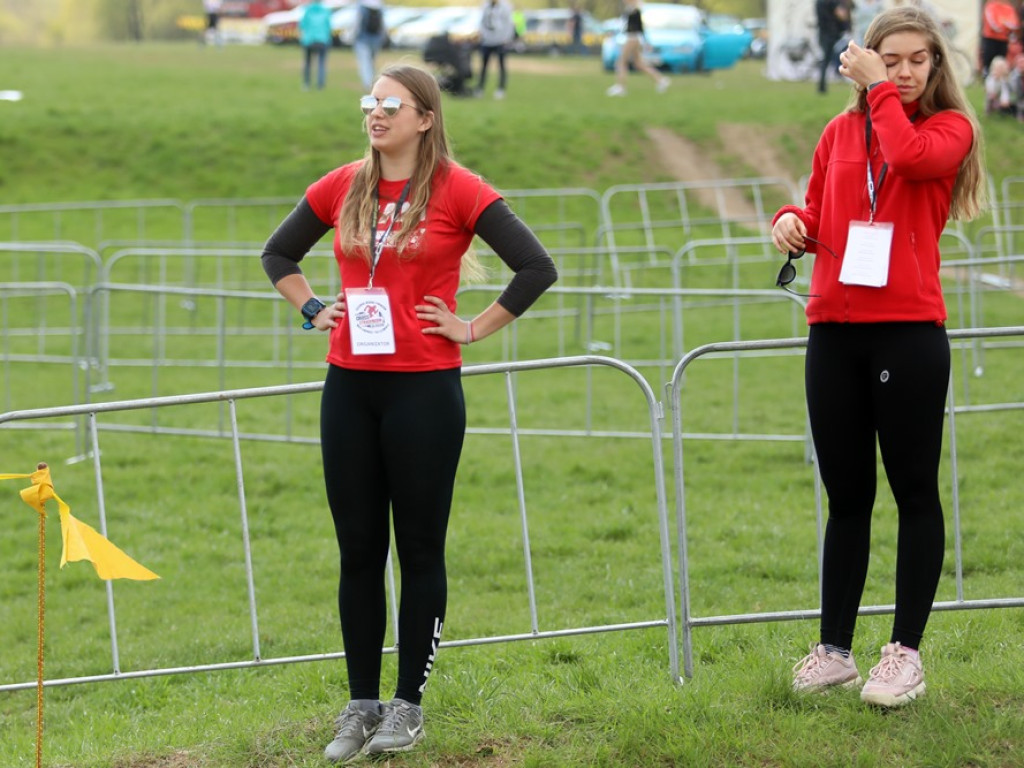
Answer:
[{"left": 0, "top": 43, "right": 1020, "bottom": 204}]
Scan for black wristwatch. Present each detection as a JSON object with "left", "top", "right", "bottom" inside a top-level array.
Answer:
[{"left": 300, "top": 297, "right": 327, "bottom": 330}]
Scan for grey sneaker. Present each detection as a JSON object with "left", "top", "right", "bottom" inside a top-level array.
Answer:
[
  {"left": 792, "top": 643, "right": 863, "bottom": 691},
  {"left": 860, "top": 642, "right": 926, "bottom": 707},
  {"left": 324, "top": 702, "right": 382, "bottom": 763},
  {"left": 362, "top": 698, "right": 425, "bottom": 755}
]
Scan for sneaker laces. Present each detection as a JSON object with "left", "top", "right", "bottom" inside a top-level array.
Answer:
[
  {"left": 792, "top": 645, "right": 828, "bottom": 681},
  {"left": 376, "top": 701, "right": 417, "bottom": 738},
  {"left": 333, "top": 706, "right": 370, "bottom": 738},
  {"left": 868, "top": 644, "right": 912, "bottom": 683}
]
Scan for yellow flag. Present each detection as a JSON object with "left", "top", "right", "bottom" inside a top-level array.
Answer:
[{"left": 1, "top": 465, "right": 159, "bottom": 581}]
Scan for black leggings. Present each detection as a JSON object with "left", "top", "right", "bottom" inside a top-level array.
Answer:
[
  {"left": 320, "top": 365, "right": 465, "bottom": 704},
  {"left": 477, "top": 44, "right": 507, "bottom": 91},
  {"left": 806, "top": 323, "right": 949, "bottom": 650}
]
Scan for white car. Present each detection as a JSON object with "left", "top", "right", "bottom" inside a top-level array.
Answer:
[
  {"left": 387, "top": 6, "right": 476, "bottom": 50},
  {"left": 444, "top": 9, "right": 485, "bottom": 47},
  {"left": 337, "top": 5, "right": 433, "bottom": 47}
]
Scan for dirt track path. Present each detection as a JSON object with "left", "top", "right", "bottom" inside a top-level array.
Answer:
[{"left": 645, "top": 124, "right": 797, "bottom": 223}]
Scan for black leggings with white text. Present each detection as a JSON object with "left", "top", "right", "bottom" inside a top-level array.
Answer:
[
  {"left": 320, "top": 365, "right": 465, "bottom": 704},
  {"left": 806, "top": 322, "right": 949, "bottom": 651}
]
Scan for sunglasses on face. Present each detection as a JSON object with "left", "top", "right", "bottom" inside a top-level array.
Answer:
[
  {"left": 360, "top": 95, "right": 421, "bottom": 117},
  {"left": 775, "top": 236, "right": 838, "bottom": 298}
]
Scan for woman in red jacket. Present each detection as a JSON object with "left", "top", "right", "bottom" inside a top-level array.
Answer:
[{"left": 772, "top": 6, "right": 984, "bottom": 708}]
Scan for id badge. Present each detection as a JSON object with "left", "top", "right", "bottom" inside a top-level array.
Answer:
[
  {"left": 839, "top": 221, "right": 894, "bottom": 287},
  {"left": 345, "top": 287, "right": 396, "bottom": 355}
]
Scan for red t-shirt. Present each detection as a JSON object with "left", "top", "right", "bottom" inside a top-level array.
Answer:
[
  {"left": 982, "top": 0, "right": 1020, "bottom": 41},
  {"left": 305, "top": 160, "right": 501, "bottom": 371}
]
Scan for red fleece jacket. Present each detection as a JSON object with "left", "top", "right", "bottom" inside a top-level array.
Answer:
[{"left": 772, "top": 81, "right": 973, "bottom": 325}]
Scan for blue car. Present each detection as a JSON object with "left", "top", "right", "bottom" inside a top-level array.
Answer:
[{"left": 601, "top": 3, "right": 752, "bottom": 74}]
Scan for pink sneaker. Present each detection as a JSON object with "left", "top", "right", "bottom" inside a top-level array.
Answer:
[
  {"left": 860, "top": 642, "right": 925, "bottom": 707},
  {"left": 792, "top": 644, "right": 862, "bottom": 692}
]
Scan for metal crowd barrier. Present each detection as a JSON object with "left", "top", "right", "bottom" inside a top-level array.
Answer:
[
  {"left": 0, "top": 355, "right": 680, "bottom": 690},
  {"left": 81, "top": 280, "right": 811, "bottom": 445},
  {"left": 598, "top": 177, "right": 802, "bottom": 279},
  {"left": 668, "top": 326, "right": 1024, "bottom": 678},
  {"left": 0, "top": 282, "right": 85, "bottom": 451},
  {"left": 0, "top": 200, "right": 185, "bottom": 245}
]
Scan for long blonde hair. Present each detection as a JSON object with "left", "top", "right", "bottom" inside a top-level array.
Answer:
[
  {"left": 338, "top": 64, "right": 448, "bottom": 257},
  {"left": 845, "top": 6, "right": 985, "bottom": 220}
]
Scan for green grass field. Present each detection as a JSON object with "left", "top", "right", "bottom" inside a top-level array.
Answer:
[{"left": 1, "top": 42, "right": 1023, "bottom": 768}]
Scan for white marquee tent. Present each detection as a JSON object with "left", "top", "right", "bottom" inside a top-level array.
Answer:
[{"left": 766, "top": 0, "right": 981, "bottom": 82}]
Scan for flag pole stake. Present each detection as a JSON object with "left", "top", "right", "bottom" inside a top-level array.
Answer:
[{"left": 35, "top": 461, "right": 47, "bottom": 768}]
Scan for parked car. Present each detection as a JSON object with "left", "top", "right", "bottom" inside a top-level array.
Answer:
[
  {"left": 388, "top": 6, "right": 476, "bottom": 50},
  {"left": 445, "top": 7, "right": 604, "bottom": 55},
  {"left": 599, "top": 16, "right": 622, "bottom": 37},
  {"left": 742, "top": 17, "right": 768, "bottom": 59},
  {"left": 329, "top": 4, "right": 359, "bottom": 44},
  {"left": 444, "top": 9, "right": 485, "bottom": 47},
  {"left": 600, "top": 3, "right": 751, "bottom": 74},
  {"left": 262, "top": 0, "right": 349, "bottom": 45},
  {"left": 336, "top": 5, "right": 432, "bottom": 47},
  {"left": 517, "top": 8, "right": 605, "bottom": 55}
]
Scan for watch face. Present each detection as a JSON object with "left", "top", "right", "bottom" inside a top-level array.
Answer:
[{"left": 302, "top": 298, "right": 325, "bottom": 319}]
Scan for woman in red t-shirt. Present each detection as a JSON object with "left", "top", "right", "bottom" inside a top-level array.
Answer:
[
  {"left": 262, "top": 64, "right": 556, "bottom": 762},
  {"left": 772, "top": 7, "right": 984, "bottom": 709}
]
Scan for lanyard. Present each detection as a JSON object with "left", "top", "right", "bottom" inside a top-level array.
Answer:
[
  {"left": 864, "top": 110, "right": 918, "bottom": 224},
  {"left": 367, "top": 180, "right": 411, "bottom": 287},
  {"left": 864, "top": 113, "right": 887, "bottom": 224}
]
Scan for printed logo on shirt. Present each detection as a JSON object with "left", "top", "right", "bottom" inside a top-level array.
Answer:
[{"left": 377, "top": 200, "right": 427, "bottom": 252}]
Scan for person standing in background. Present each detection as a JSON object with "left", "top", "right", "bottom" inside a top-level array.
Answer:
[
  {"left": 355, "top": 0, "right": 387, "bottom": 93},
  {"left": 606, "top": 0, "right": 669, "bottom": 96},
  {"left": 981, "top": 0, "right": 1021, "bottom": 76},
  {"left": 202, "top": 0, "right": 222, "bottom": 46},
  {"left": 569, "top": 1, "right": 585, "bottom": 55},
  {"left": 475, "top": 0, "right": 516, "bottom": 99},
  {"left": 513, "top": 4, "right": 527, "bottom": 45},
  {"left": 300, "top": 0, "right": 334, "bottom": 91},
  {"left": 815, "top": 0, "right": 851, "bottom": 93},
  {"left": 1010, "top": 52, "right": 1024, "bottom": 120}
]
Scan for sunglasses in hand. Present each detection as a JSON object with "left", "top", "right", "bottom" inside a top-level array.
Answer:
[{"left": 775, "top": 236, "right": 838, "bottom": 298}]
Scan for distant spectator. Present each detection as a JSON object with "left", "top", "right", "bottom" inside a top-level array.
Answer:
[
  {"left": 476, "top": 0, "right": 516, "bottom": 99},
  {"left": 355, "top": 0, "right": 387, "bottom": 92},
  {"left": 569, "top": 1, "right": 585, "bottom": 55},
  {"left": 606, "top": 0, "right": 669, "bottom": 96},
  {"left": 203, "top": 0, "right": 222, "bottom": 46},
  {"left": 1009, "top": 53, "right": 1024, "bottom": 120},
  {"left": 513, "top": 5, "right": 527, "bottom": 42},
  {"left": 300, "top": 0, "right": 334, "bottom": 90},
  {"left": 985, "top": 56, "right": 1015, "bottom": 114},
  {"left": 981, "top": 0, "right": 1021, "bottom": 76},
  {"left": 815, "top": 0, "right": 851, "bottom": 94}
]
